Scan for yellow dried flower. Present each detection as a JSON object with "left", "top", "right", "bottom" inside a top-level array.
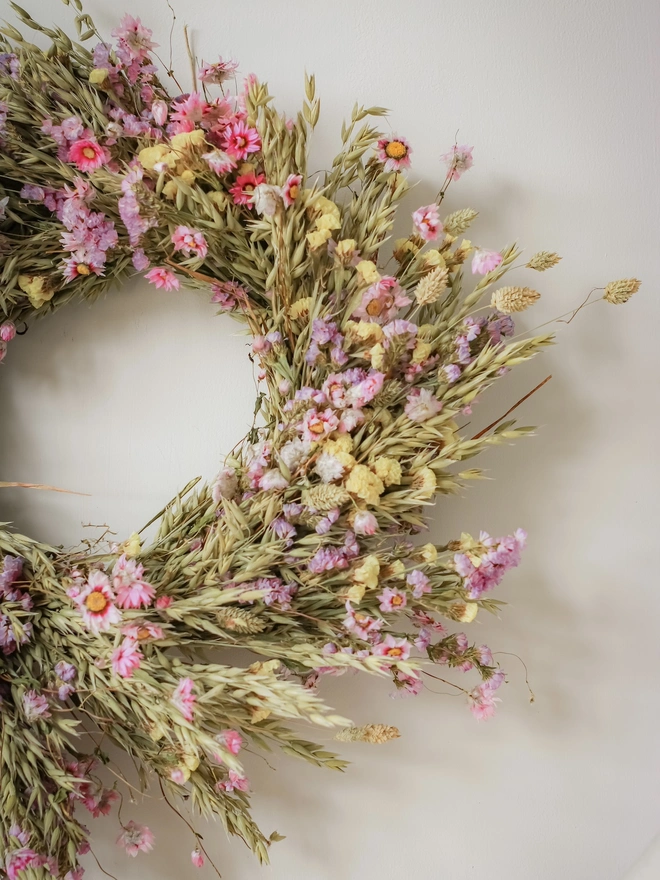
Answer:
[
  {"left": 18, "top": 275, "right": 53, "bottom": 309},
  {"left": 393, "top": 237, "right": 420, "bottom": 262},
  {"left": 162, "top": 180, "right": 179, "bottom": 200},
  {"left": 88, "top": 68, "right": 108, "bottom": 85},
  {"left": 603, "top": 278, "right": 641, "bottom": 304},
  {"left": 421, "top": 250, "right": 447, "bottom": 272},
  {"left": 412, "top": 467, "right": 436, "bottom": 498},
  {"left": 348, "top": 321, "right": 383, "bottom": 347},
  {"left": 415, "top": 265, "right": 449, "bottom": 305},
  {"left": 356, "top": 260, "right": 381, "bottom": 285},
  {"left": 289, "top": 297, "right": 313, "bottom": 321},
  {"left": 420, "top": 543, "right": 437, "bottom": 563},
  {"left": 208, "top": 190, "right": 228, "bottom": 209},
  {"left": 306, "top": 228, "right": 332, "bottom": 249},
  {"left": 303, "top": 484, "right": 350, "bottom": 510},
  {"left": 325, "top": 435, "right": 353, "bottom": 454},
  {"left": 335, "top": 724, "right": 400, "bottom": 744},
  {"left": 251, "top": 706, "right": 271, "bottom": 724},
  {"left": 345, "top": 464, "right": 384, "bottom": 506},
  {"left": 369, "top": 342, "right": 386, "bottom": 370},
  {"left": 453, "top": 602, "right": 479, "bottom": 623},
  {"left": 121, "top": 532, "right": 141, "bottom": 557},
  {"left": 491, "top": 286, "right": 541, "bottom": 314},
  {"left": 386, "top": 560, "right": 406, "bottom": 578},
  {"left": 352, "top": 555, "right": 380, "bottom": 590},
  {"left": 248, "top": 659, "right": 280, "bottom": 675},
  {"left": 346, "top": 582, "right": 366, "bottom": 604},
  {"left": 334, "top": 238, "right": 357, "bottom": 264},
  {"left": 183, "top": 752, "right": 200, "bottom": 771},
  {"left": 315, "top": 196, "right": 341, "bottom": 218},
  {"left": 526, "top": 251, "right": 562, "bottom": 271},
  {"left": 148, "top": 723, "right": 167, "bottom": 742},
  {"left": 139, "top": 144, "right": 174, "bottom": 171},
  {"left": 373, "top": 457, "right": 402, "bottom": 487},
  {"left": 180, "top": 169, "right": 196, "bottom": 185},
  {"left": 316, "top": 212, "right": 342, "bottom": 231},
  {"left": 170, "top": 128, "right": 207, "bottom": 153},
  {"left": 411, "top": 340, "right": 433, "bottom": 364}
]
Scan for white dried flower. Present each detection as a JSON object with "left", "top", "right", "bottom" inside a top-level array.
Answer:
[
  {"left": 251, "top": 183, "right": 282, "bottom": 216},
  {"left": 212, "top": 467, "right": 238, "bottom": 502},
  {"left": 315, "top": 451, "right": 345, "bottom": 483}
]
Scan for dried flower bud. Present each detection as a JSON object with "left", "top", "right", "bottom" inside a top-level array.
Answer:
[
  {"left": 526, "top": 251, "right": 561, "bottom": 271},
  {"left": 603, "top": 278, "right": 641, "bottom": 305},
  {"left": 335, "top": 724, "right": 400, "bottom": 744},
  {"left": 414, "top": 265, "right": 449, "bottom": 305},
  {"left": 491, "top": 286, "right": 541, "bottom": 314}
]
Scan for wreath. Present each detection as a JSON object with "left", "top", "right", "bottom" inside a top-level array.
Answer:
[{"left": 0, "top": 2, "right": 641, "bottom": 877}]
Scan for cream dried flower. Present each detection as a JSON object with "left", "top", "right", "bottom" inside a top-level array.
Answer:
[
  {"left": 491, "top": 286, "right": 541, "bottom": 314},
  {"left": 345, "top": 464, "right": 385, "bottom": 506},
  {"left": 335, "top": 724, "right": 400, "bottom": 744},
  {"left": 373, "top": 457, "right": 402, "bottom": 487},
  {"left": 526, "top": 251, "right": 562, "bottom": 271},
  {"left": 414, "top": 265, "right": 449, "bottom": 305},
  {"left": 289, "top": 297, "right": 313, "bottom": 321},
  {"left": 411, "top": 467, "right": 436, "bottom": 498},
  {"left": 603, "top": 278, "right": 641, "bottom": 305}
]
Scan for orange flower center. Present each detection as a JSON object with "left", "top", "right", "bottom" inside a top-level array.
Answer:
[
  {"left": 76, "top": 263, "right": 91, "bottom": 276},
  {"left": 391, "top": 595, "right": 404, "bottom": 606},
  {"left": 288, "top": 184, "right": 299, "bottom": 200},
  {"left": 366, "top": 299, "right": 384, "bottom": 317},
  {"left": 387, "top": 647, "right": 404, "bottom": 657},
  {"left": 82, "top": 147, "right": 97, "bottom": 159},
  {"left": 385, "top": 141, "right": 407, "bottom": 160},
  {"left": 309, "top": 421, "right": 325, "bottom": 434},
  {"left": 85, "top": 590, "right": 108, "bottom": 613},
  {"left": 137, "top": 626, "right": 152, "bottom": 640}
]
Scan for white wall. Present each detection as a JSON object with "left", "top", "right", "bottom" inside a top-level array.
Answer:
[{"left": 1, "top": 1, "right": 659, "bottom": 877}]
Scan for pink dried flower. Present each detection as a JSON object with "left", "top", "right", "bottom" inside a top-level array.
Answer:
[
  {"left": 5, "top": 848, "right": 42, "bottom": 880},
  {"left": 376, "top": 135, "right": 412, "bottom": 172},
  {"left": 116, "top": 821, "right": 155, "bottom": 857},
  {"left": 216, "top": 770, "right": 249, "bottom": 793},
  {"left": 67, "top": 138, "right": 109, "bottom": 172},
  {"left": 151, "top": 99, "right": 168, "bottom": 126},
  {"left": 155, "top": 595, "right": 172, "bottom": 609},
  {"left": 171, "top": 225, "right": 208, "bottom": 260},
  {"left": 203, "top": 149, "right": 237, "bottom": 175},
  {"left": 229, "top": 172, "right": 265, "bottom": 205},
  {"left": 372, "top": 635, "right": 411, "bottom": 661},
  {"left": 121, "top": 621, "right": 164, "bottom": 641},
  {"left": 71, "top": 570, "right": 121, "bottom": 633},
  {"left": 221, "top": 120, "right": 261, "bottom": 160},
  {"left": 468, "top": 682, "right": 501, "bottom": 720},
  {"left": 22, "top": 690, "right": 51, "bottom": 722},
  {"left": 377, "top": 587, "right": 407, "bottom": 613},
  {"left": 0, "top": 321, "right": 16, "bottom": 342},
  {"left": 472, "top": 248, "right": 503, "bottom": 275},
  {"left": 353, "top": 277, "right": 410, "bottom": 324},
  {"left": 55, "top": 661, "right": 77, "bottom": 682},
  {"left": 145, "top": 267, "right": 180, "bottom": 290},
  {"left": 199, "top": 57, "right": 239, "bottom": 85},
  {"left": 406, "top": 569, "right": 430, "bottom": 598},
  {"left": 391, "top": 670, "right": 423, "bottom": 698},
  {"left": 298, "top": 407, "right": 339, "bottom": 443},
  {"left": 191, "top": 849, "right": 205, "bottom": 868},
  {"left": 111, "top": 638, "right": 143, "bottom": 678},
  {"left": 171, "top": 677, "right": 196, "bottom": 722},
  {"left": 404, "top": 387, "right": 443, "bottom": 422},
  {"left": 282, "top": 173, "right": 302, "bottom": 206},
  {"left": 343, "top": 603, "right": 384, "bottom": 640},
  {"left": 112, "top": 555, "right": 155, "bottom": 609},
  {"left": 221, "top": 729, "right": 243, "bottom": 755},
  {"left": 442, "top": 144, "right": 474, "bottom": 181},
  {"left": 412, "top": 204, "right": 442, "bottom": 241},
  {"left": 352, "top": 510, "right": 378, "bottom": 536}
]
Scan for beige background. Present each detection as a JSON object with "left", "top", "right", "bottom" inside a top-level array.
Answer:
[{"left": 1, "top": 0, "right": 659, "bottom": 877}]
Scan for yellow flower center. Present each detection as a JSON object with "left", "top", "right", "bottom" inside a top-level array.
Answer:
[
  {"left": 76, "top": 264, "right": 91, "bottom": 276},
  {"left": 387, "top": 647, "right": 404, "bottom": 658},
  {"left": 82, "top": 147, "right": 97, "bottom": 159},
  {"left": 385, "top": 141, "right": 407, "bottom": 160},
  {"left": 85, "top": 590, "right": 108, "bottom": 613},
  {"left": 366, "top": 299, "right": 384, "bottom": 317}
]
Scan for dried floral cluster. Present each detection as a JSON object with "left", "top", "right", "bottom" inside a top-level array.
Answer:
[{"left": 0, "top": 2, "right": 640, "bottom": 878}]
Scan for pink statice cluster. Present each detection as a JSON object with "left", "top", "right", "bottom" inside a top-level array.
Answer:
[
  {"left": 453, "top": 529, "right": 527, "bottom": 598},
  {"left": 0, "top": 556, "right": 33, "bottom": 655}
]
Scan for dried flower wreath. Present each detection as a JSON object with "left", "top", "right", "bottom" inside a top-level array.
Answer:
[{"left": 0, "top": 1, "right": 641, "bottom": 876}]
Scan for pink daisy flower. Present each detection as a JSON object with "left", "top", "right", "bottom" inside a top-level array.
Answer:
[
  {"left": 199, "top": 57, "right": 239, "bottom": 85},
  {"left": 298, "top": 407, "right": 339, "bottom": 443},
  {"left": 442, "top": 144, "right": 474, "bottom": 181},
  {"left": 376, "top": 135, "right": 412, "bottom": 172},
  {"left": 116, "top": 821, "right": 155, "bottom": 857},
  {"left": 62, "top": 254, "right": 104, "bottom": 283},
  {"left": 352, "top": 277, "right": 410, "bottom": 323},
  {"left": 412, "top": 204, "right": 442, "bottom": 241},
  {"left": 171, "top": 225, "right": 208, "bottom": 260},
  {"left": 377, "top": 587, "right": 408, "bottom": 613},
  {"left": 343, "top": 604, "right": 383, "bottom": 640},
  {"left": 111, "top": 638, "right": 143, "bottom": 678},
  {"left": 112, "top": 555, "right": 155, "bottom": 610},
  {"left": 372, "top": 635, "right": 411, "bottom": 661},
  {"left": 282, "top": 173, "right": 302, "bottom": 207},
  {"left": 145, "top": 267, "right": 180, "bottom": 290},
  {"left": 67, "top": 138, "right": 110, "bottom": 172},
  {"left": 471, "top": 248, "right": 503, "bottom": 275},
  {"left": 171, "top": 677, "right": 196, "bottom": 722},
  {"left": 121, "top": 621, "right": 164, "bottom": 641},
  {"left": 229, "top": 172, "right": 265, "bottom": 205},
  {"left": 221, "top": 120, "right": 261, "bottom": 160},
  {"left": 72, "top": 570, "right": 121, "bottom": 634}
]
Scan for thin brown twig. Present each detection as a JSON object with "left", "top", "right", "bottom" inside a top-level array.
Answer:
[
  {"left": 494, "top": 651, "right": 535, "bottom": 703},
  {"left": 471, "top": 375, "right": 552, "bottom": 440},
  {"left": 157, "top": 778, "right": 223, "bottom": 878},
  {"left": 0, "top": 482, "right": 90, "bottom": 495}
]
